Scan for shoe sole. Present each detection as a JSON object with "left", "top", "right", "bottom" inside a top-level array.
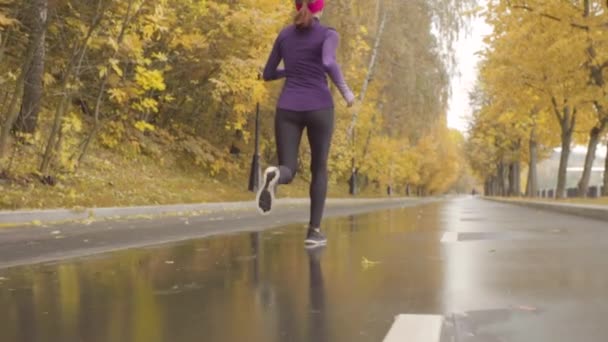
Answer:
[
  {"left": 256, "top": 168, "right": 279, "bottom": 215},
  {"left": 304, "top": 239, "right": 327, "bottom": 248}
]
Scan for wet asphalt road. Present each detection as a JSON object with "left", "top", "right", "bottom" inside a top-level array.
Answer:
[
  {"left": 0, "top": 198, "right": 430, "bottom": 269},
  {"left": 1, "top": 197, "right": 608, "bottom": 341}
]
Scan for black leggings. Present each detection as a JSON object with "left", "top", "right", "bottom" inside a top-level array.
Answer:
[{"left": 275, "top": 108, "right": 334, "bottom": 228}]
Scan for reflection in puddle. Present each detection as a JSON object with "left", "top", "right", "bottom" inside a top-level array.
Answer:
[{"left": 0, "top": 204, "right": 446, "bottom": 342}]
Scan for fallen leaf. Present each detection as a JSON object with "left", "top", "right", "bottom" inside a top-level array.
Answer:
[
  {"left": 516, "top": 305, "right": 538, "bottom": 312},
  {"left": 165, "top": 260, "right": 175, "bottom": 265},
  {"left": 361, "top": 257, "right": 381, "bottom": 270}
]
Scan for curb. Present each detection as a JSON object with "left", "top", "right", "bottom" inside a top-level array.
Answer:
[
  {"left": 484, "top": 197, "right": 608, "bottom": 222},
  {"left": 0, "top": 197, "right": 414, "bottom": 226}
]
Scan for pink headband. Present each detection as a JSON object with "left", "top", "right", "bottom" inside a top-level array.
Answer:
[{"left": 296, "top": 0, "right": 324, "bottom": 14}]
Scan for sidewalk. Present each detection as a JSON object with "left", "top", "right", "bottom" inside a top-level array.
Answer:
[
  {"left": 0, "top": 197, "right": 415, "bottom": 227},
  {"left": 485, "top": 197, "right": 608, "bottom": 222}
]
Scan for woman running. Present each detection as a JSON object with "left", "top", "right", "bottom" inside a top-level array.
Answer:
[{"left": 257, "top": 0, "right": 355, "bottom": 247}]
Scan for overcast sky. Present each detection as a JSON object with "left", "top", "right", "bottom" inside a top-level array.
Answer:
[{"left": 447, "top": 14, "right": 493, "bottom": 133}]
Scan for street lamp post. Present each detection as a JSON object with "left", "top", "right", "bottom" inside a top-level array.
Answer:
[
  {"left": 248, "top": 101, "right": 261, "bottom": 192},
  {"left": 349, "top": 157, "right": 358, "bottom": 195},
  {"left": 349, "top": 126, "right": 358, "bottom": 195}
]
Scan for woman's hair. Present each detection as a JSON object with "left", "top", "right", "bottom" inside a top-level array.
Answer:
[{"left": 295, "top": 0, "right": 314, "bottom": 29}]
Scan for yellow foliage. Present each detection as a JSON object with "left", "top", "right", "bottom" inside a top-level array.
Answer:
[
  {"left": 414, "top": 124, "right": 464, "bottom": 194},
  {"left": 134, "top": 66, "right": 166, "bottom": 92},
  {"left": 134, "top": 121, "right": 155, "bottom": 133},
  {"left": 63, "top": 112, "right": 83, "bottom": 133},
  {"left": 0, "top": 12, "right": 18, "bottom": 27},
  {"left": 469, "top": 0, "right": 608, "bottom": 185},
  {"left": 0, "top": 0, "right": 467, "bottom": 196},
  {"left": 99, "top": 122, "right": 126, "bottom": 149},
  {"left": 108, "top": 88, "right": 129, "bottom": 104}
]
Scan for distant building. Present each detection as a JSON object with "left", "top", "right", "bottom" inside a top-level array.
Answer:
[{"left": 537, "top": 145, "right": 606, "bottom": 189}]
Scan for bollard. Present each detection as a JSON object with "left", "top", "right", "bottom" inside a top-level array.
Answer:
[
  {"left": 566, "top": 188, "right": 577, "bottom": 198},
  {"left": 588, "top": 186, "right": 600, "bottom": 199}
]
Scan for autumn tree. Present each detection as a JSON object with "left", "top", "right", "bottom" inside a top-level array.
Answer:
[
  {"left": 471, "top": 0, "right": 601, "bottom": 199},
  {"left": 0, "top": 0, "right": 472, "bottom": 207}
]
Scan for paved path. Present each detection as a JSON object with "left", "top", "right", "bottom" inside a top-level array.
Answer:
[
  {"left": 1, "top": 197, "right": 608, "bottom": 341},
  {"left": 0, "top": 198, "right": 430, "bottom": 269}
]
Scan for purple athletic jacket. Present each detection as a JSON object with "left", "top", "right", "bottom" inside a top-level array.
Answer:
[{"left": 263, "top": 18, "right": 355, "bottom": 112}]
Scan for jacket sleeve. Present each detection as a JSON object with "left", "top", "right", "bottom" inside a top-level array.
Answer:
[
  {"left": 322, "top": 29, "right": 355, "bottom": 103},
  {"left": 263, "top": 33, "right": 286, "bottom": 81}
]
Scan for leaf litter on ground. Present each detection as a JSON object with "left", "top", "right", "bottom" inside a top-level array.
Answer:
[{"left": 361, "top": 257, "right": 381, "bottom": 270}]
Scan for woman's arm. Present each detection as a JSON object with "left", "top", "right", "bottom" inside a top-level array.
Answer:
[
  {"left": 322, "top": 30, "right": 355, "bottom": 105},
  {"left": 263, "top": 34, "right": 286, "bottom": 81}
]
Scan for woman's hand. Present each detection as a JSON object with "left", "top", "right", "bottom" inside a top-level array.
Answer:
[
  {"left": 347, "top": 98, "right": 355, "bottom": 108},
  {"left": 345, "top": 92, "right": 356, "bottom": 108}
]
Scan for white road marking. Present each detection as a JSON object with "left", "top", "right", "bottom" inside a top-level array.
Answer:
[
  {"left": 441, "top": 232, "right": 459, "bottom": 243},
  {"left": 383, "top": 314, "right": 444, "bottom": 342}
]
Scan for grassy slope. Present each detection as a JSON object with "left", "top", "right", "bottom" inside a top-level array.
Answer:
[{"left": 0, "top": 145, "right": 385, "bottom": 210}]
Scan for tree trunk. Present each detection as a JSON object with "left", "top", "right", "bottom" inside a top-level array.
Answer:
[
  {"left": 496, "top": 164, "right": 502, "bottom": 196},
  {"left": 526, "top": 133, "right": 538, "bottom": 197},
  {"left": 0, "top": 17, "right": 39, "bottom": 160},
  {"left": 578, "top": 122, "right": 605, "bottom": 197},
  {"left": 486, "top": 177, "right": 492, "bottom": 196},
  {"left": 0, "top": 77, "right": 24, "bottom": 160},
  {"left": 508, "top": 163, "right": 515, "bottom": 196},
  {"left": 360, "top": 104, "right": 382, "bottom": 161},
  {"left": 516, "top": 161, "right": 521, "bottom": 195},
  {"left": 347, "top": 8, "right": 387, "bottom": 138},
  {"left": 0, "top": 90, "right": 9, "bottom": 116},
  {"left": 497, "top": 161, "right": 508, "bottom": 196},
  {"left": 78, "top": 1, "right": 142, "bottom": 167},
  {"left": 603, "top": 142, "right": 608, "bottom": 196},
  {"left": 40, "top": 46, "right": 89, "bottom": 174},
  {"left": 492, "top": 174, "right": 500, "bottom": 196},
  {"left": 40, "top": 92, "right": 69, "bottom": 174},
  {"left": 484, "top": 178, "right": 490, "bottom": 196},
  {"left": 0, "top": 29, "right": 12, "bottom": 71},
  {"left": 509, "top": 161, "right": 521, "bottom": 196},
  {"left": 556, "top": 133, "right": 572, "bottom": 199},
  {"left": 13, "top": 0, "right": 48, "bottom": 134},
  {"left": 552, "top": 101, "right": 576, "bottom": 200},
  {"left": 39, "top": 0, "right": 106, "bottom": 175},
  {"left": 76, "top": 86, "right": 105, "bottom": 166},
  {"left": 346, "top": 7, "right": 387, "bottom": 195}
]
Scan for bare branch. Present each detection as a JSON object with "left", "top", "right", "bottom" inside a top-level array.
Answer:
[
  {"left": 550, "top": 96, "right": 564, "bottom": 123},
  {"left": 508, "top": 3, "right": 589, "bottom": 31}
]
